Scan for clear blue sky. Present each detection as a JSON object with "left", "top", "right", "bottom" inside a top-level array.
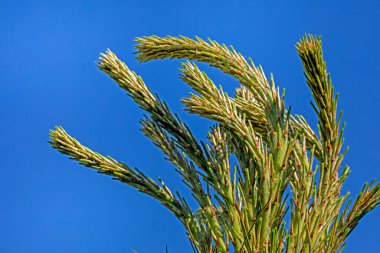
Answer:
[{"left": 1, "top": 1, "right": 379, "bottom": 252}]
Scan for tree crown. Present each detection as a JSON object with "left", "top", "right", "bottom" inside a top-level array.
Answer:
[{"left": 50, "top": 34, "right": 380, "bottom": 253}]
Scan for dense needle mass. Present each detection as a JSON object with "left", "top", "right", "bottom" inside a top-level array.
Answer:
[{"left": 50, "top": 35, "right": 380, "bottom": 253}]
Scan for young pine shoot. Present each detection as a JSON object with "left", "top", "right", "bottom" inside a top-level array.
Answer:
[{"left": 49, "top": 35, "right": 380, "bottom": 253}]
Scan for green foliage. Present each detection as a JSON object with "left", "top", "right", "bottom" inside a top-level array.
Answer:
[{"left": 49, "top": 35, "right": 380, "bottom": 252}]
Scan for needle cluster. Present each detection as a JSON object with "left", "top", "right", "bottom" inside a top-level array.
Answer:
[{"left": 49, "top": 35, "right": 380, "bottom": 253}]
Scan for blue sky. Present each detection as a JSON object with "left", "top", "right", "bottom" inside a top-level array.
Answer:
[{"left": 1, "top": 0, "right": 379, "bottom": 252}]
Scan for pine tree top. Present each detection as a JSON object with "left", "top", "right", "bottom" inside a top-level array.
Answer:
[{"left": 50, "top": 34, "right": 380, "bottom": 253}]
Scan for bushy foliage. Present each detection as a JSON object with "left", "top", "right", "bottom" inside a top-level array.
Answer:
[{"left": 50, "top": 35, "right": 380, "bottom": 253}]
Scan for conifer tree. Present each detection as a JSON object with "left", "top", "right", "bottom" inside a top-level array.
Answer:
[{"left": 49, "top": 35, "right": 380, "bottom": 252}]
